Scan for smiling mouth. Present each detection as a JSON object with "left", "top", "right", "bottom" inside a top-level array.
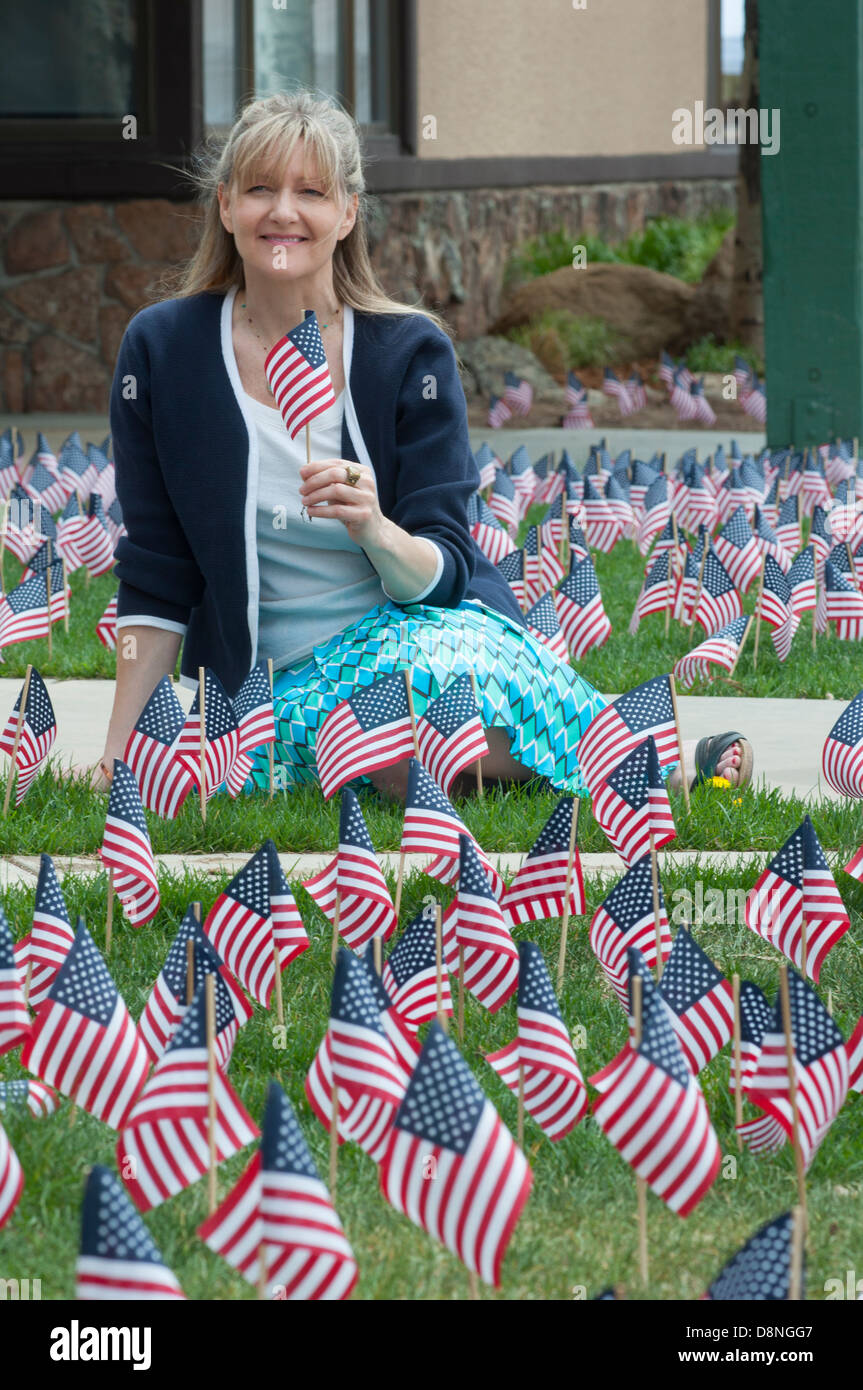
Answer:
[{"left": 262, "top": 235, "right": 307, "bottom": 243}]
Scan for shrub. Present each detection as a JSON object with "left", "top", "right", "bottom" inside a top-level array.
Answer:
[{"left": 504, "top": 309, "right": 621, "bottom": 373}]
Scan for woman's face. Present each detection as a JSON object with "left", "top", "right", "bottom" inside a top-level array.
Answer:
[{"left": 218, "top": 138, "right": 357, "bottom": 284}]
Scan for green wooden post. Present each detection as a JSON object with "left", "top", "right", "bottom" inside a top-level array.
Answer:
[{"left": 760, "top": 1, "right": 863, "bottom": 447}]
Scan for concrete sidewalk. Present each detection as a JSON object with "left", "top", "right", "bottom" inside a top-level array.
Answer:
[{"left": 0, "top": 676, "right": 846, "bottom": 801}]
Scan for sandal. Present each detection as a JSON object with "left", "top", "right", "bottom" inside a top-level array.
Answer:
[{"left": 689, "top": 731, "right": 753, "bottom": 792}]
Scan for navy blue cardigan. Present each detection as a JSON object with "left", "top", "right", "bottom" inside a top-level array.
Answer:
[{"left": 110, "top": 290, "right": 523, "bottom": 696}]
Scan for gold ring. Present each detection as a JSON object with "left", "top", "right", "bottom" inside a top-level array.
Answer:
[{"left": 345, "top": 464, "right": 362, "bottom": 487}]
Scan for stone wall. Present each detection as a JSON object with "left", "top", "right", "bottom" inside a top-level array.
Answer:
[{"left": 0, "top": 178, "right": 734, "bottom": 413}]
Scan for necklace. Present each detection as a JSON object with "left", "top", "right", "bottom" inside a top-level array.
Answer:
[{"left": 240, "top": 299, "right": 341, "bottom": 396}]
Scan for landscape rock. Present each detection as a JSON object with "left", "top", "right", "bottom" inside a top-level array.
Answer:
[{"left": 455, "top": 334, "right": 567, "bottom": 405}]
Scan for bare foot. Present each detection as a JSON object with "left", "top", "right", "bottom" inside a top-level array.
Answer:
[{"left": 669, "top": 739, "right": 743, "bottom": 790}]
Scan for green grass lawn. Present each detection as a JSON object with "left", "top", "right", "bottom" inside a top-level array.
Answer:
[
  {"left": 0, "top": 518, "right": 858, "bottom": 700},
  {"left": 1, "top": 864, "right": 861, "bottom": 1300},
  {"left": 2, "top": 769, "right": 862, "bottom": 859}
]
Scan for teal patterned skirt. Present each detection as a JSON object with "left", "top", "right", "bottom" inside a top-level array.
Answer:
[{"left": 245, "top": 599, "right": 607, "bottom": 796}]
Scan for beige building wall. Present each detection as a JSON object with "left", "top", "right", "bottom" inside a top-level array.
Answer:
[{"left": 416, "top": 0, "right": 710, "bottom": 158}]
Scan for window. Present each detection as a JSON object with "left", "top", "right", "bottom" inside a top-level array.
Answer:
[{"left": 720, "top": 0, "right": 745, "bottom": 106}]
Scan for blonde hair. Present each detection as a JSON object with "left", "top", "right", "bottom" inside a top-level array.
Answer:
[{"left": 166, "top": 87, "right": 447, "bottom": 332}]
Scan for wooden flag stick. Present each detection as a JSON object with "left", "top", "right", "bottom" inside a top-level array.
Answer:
[
  {"left": 779, "top": 965, "right": 808, "bottom": 1223},
  {"left": 105, "top": 874, "right": 114, "bottom": 955},
  {"left": 517, "top": 1064, "right": 525, "bottom": 1149},
  {"left": 198, "top": 667, "right": 207, "bottom": 824},
  {"left": 800, "top": 919, "right": 808, "bottom": 983},
  {"left": 267, "top": 657, "right": 275, "bottom": 801},
  {"left": 468, "top": 1271, "right": 480, "bottom": 1300},
  {"left": 435, "top": 905, "right": 448, "bottom": 1032},
  {"left": 727, "top": 614, "right": 754, "bottom": 677},
  {"left": 732, "top": 972, "right": 743, "bottom": 1151},
  {"left": 827, "top": 988, "right": 834, "bottom": 1017},
  {"left": 403, "top": 666, "right": 420, "bottom": 760},
  {"left": 0, "top": 499, "right": 8, "bottom": 588},
  {"left": 394, "top": 850, "right": 406, "bottom": 920},
  {"left": 556, "top": 798, "right": 580, "bottom": 992},
  {"left": 331, "top": 890, "right": 341, "bottom": 965},
  {"left": 45, "top": 552, "right": 53, "bottom": 659},
  {"left": 468, "top": 670, "right": 484, "bottom": 798},
  {"left": 649, "top": 831, "right": 663, "bottom": 979},
  {"left": 192, "top": 901, "right": 201, "bottom": 921},
  {"left": 668, "top": 674, "right": 690, "bottom": 815},
  {"left": 457, "top": 945, "right": 465, "bottom": 1044},
  {"left": 632, "top": 973, "right": 649, "bottom": 1288},
  {"left": 62, "top": 557, "right": 69, "bottom": 634},
  {"left": 811, "top": 565, "right": 818, "bottom": 651},
  {"left": 257, "top": 1243, "right": 268, "bottom": 1301},
  {"left": 373, "top": 934, "right": 382, "bottom": 975},
  {"left": 789, "top": 1204, "right": 805, "bottom": 1301},
  {"left": 664, "top": 551, "right": 673, "bottom": 637},
  {"left": 752, "top": 558, "right": 766, "bottom": 670},
  {"left": 273, "top": 942, "right": 285, "bottom": 1025},
  {"left": 3, "top": 663, "right": 32, "bottom": 816},
  {"left": 688, "top": 543, "right": 709, "bottom": 644},
  {"left": 206, "top": 972, "right": 218, "bottom": 1214},
  {"left": 24, "top": 960, "right": 32, "bottom": 1009},
  {"left": 328, "top": 1081, "right": 339, "bottom": 1198}
]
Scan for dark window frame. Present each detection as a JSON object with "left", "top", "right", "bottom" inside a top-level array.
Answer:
[{"left": 0, "top": 0, "right": 204, "bottom": 200}]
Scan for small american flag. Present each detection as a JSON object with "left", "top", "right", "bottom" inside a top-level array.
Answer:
[
  {"left": 628, "top": 550, "right": 674, "bottom": 635},
  {"left": 740, "top": 378, "right": 767, "bottom": 425},
  {"left": 555, "top": 555, "right": 611, "bottom": 658},
  {"left": 604, "top": 473, "right": 635, "bottom": 533},
  {"left": 0, "top": 668, "right": 56, "bottom": 804},
  {"left": 590, "top": 951, "right": 721, "bottom": 1215},
  {"left": 139, "top": 904, "right": 252, "bottom": 1065},
  {"left": 810, "top": 505, "right": 834, "bottom": 569},
  {"left": 747, "top": 969, "right": 849, "bottom": 1173},
  {"left": 401, "top": 758, "right": 504, "bottom": 897},
  {"left": 602, "top": 367, "right": 636, "bottom": 417},
  {"left": 199, "top": 1084, "right": 357, "bottom": 1300},
  {"left": 488, "top": 393, "right": 513, "bottom": 429},
  {"left": 575, "top": 674, "right": 680, "bottom": 796},
  {"left": 636, "top": 475, "right": 672, "bottom": 556},
  {"left": 20, "top": 919, "right": 149, "bottom": 1127},
  {"left": 205, "top": 844, "right": 289, "bottom": 1008},
  {"left": 692, "top": 546, "right": 743, "bottom": 635},
  {"left": 305, "top": 948, "right": 409, "bottom": 1162},
  {"left": 496, "top": 547, "right": 526, "bottom": 607},
  {"left": 232, "top": 660, "right": 276, "bottom": 752},
  {"left": 525, "top": 590, "right": 570, "bottom": 662},
  {"left": 380, "top": 1022, "right": 532, "bottom": 1286},
  {"left": 56, "top": 495, "right": 87, "bottom": 570},
  {"left": 264, "top": 310, "right": 336, "bottom": 439},
  {"left": 59, "top": 439, "right": 98, "bottom": 499},
  {"left": 12, "top": 853, "right": 73, "bottom": 1006},
  {"left": 775, "top": 495, "right": 801, "bottom": 554},
  {"left": 821, "top": 690, "right": 863, "bottom": 798},
  {"left": 503, "top": 371, "right": 533, "bottom": 416},
  {"left": 415, "top": 672, "right": 488, "bottom": 795},
  {"left": 821, "top": 558, "right": 863, "bottom": 638},
  {"left": 0, "top": 908, "right": 30, "bottom": 1055},
  {"left": 589, "top": 855, "right": 671, "bottom": 1008},
  {"left": 77, "top": 1166, "right": 185, "bottom": 1300},
  {"left": 75, "top": 494, "right": 116, "bottom": 576},
  {"left": 266, "top": 839, "right": 310, "bottom": 968},
  {"left": 124, "top": 676, "right": 193, "bottom": 820},
  {"left": 488, "top": 468, "right": 519, "bottom": 533},
  {"left": 315, "top": 671, "right": 415, "bottom": 800},
  {"left": 670, "top": 368, "right": 698, "bottom": 420},
  {"left": 24, "top": 460, "right": 67, "bottom": 514},
  {"left": 303, "top": 788, "right": 397, "bottom": 951},
  {"left": 485, "top": 940, "right": 588, "bottom": 1141},
  {"left": 787, "top": 544, "right": 816, "bottom": 616},
  {"left": 0, "top": 1078, "right": 59, "bottom": 1117},
  {"left": 101, "top": 759, "right": 161, "bottom": 927},
  {"left": 474, "top": 442, "right": 499, "bottom": 490},
  {"left": 499, "top": 795, "right": 584, "bottom": 926},
  {"left": 0, "top": 574, "right": 52, "bottom": 649},
  {"left": 760, "top": 555, "right": 798, "bottom": 662},
  {"left": 714, "top": 507, "right": 763, "bottom": 592},
  {"left": 658, "top": 926, "right": 734, "bottom": 1074},
  {"left": 382, "top": 905, "right": 454, "bottom": 1030},
  {"left": 690, "top": 377, "right": 717, "bottom": 425},
  {"left": 745, "top": 815, "right": 850, "bottom": 982},
  {"left": 96, "top": 593, "right": 118, "bottom": 650},
  {"left": 440, "top": 834, "right": 519, "bottom": 1013},
  {"left": 752, "top": 505, "right": 791, "bottom": 571},
  {"left": 591, "top": 735, "right": 676, "bottom": 867},
  {"left": 469, "top": 493, "right": 515, "bottom": 565},
  {"left": 359, "top": 945, "right": 422, "bottom": 1079},
  {"left": 118, "top": 977, "right": 259, "bottom": 1211},
  {"left": 523, "top": 525, "right": 564, "bottom": 604},
  {"left": 846, "top": 1015, "right": 863, "bottom": 1091},
  {"left": 0, "top": 1119, "right": 23, "bottom": 1231},
  {"left": 582, "top": 476, "right": 624, "bottom": 553},
  {"left": 728, "top": 979, "right": 774, "bottom": 1096},
  {"left": 175, "top": 668, "right": 241, "bottom": 801},
  {"left": 673, "top": 614, "right": 749, "bottom": 689},
  {"left": 706, "top": 1212, "right": 798, "bottom": 1300}
]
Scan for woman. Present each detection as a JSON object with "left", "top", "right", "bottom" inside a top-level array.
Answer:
[{"left": 97, "top": 89, "right": 750, "bottom": 797}]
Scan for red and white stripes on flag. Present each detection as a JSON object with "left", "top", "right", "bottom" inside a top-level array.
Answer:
[
  {"left": 440, "top": 835, "right": 519, "bottom": 1014},
  {"left": 0, "top": 1119, "right": 24, "bottom": 1230},
  {"left": 380, "top": 1023, "right": 532, "bottom": 1287},
  {"left": 314, "top": 671, "right": 415, "bottom": 800},
  {"left": 485, "top": 941, "right": 588, "bottom": 1141},
  {"left": 263, "top": 310, "right": 336, "bottom": 439},
  {"left": 303, "top": 789, "right": 397, "bottom": 952},
  {"left": 672, "top": 615, "right": 749, "bottom": 690},
  {"left": 96, "top": 593, "right": 118, "bottom": 650},
  {"left": 589, "top": 856, "right": 672, "bottom": 1009},
  {"left": 117, "top": 983, "right": 259, "bottom": 1212},
  {"left": 100, "top": 760, "right": 161, "bottom": 926},
  {"left": 498, "top": 796, "right": 584, "bottom": 927},
  {"left": 591, "top": 736, "right": 676, "bottom": 867},
  {"left": 744, "top": 816, "right": 850, "bottom": 982},
  {"left": 0, "top": 911, "right": 30, "bottom": 1056}
]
